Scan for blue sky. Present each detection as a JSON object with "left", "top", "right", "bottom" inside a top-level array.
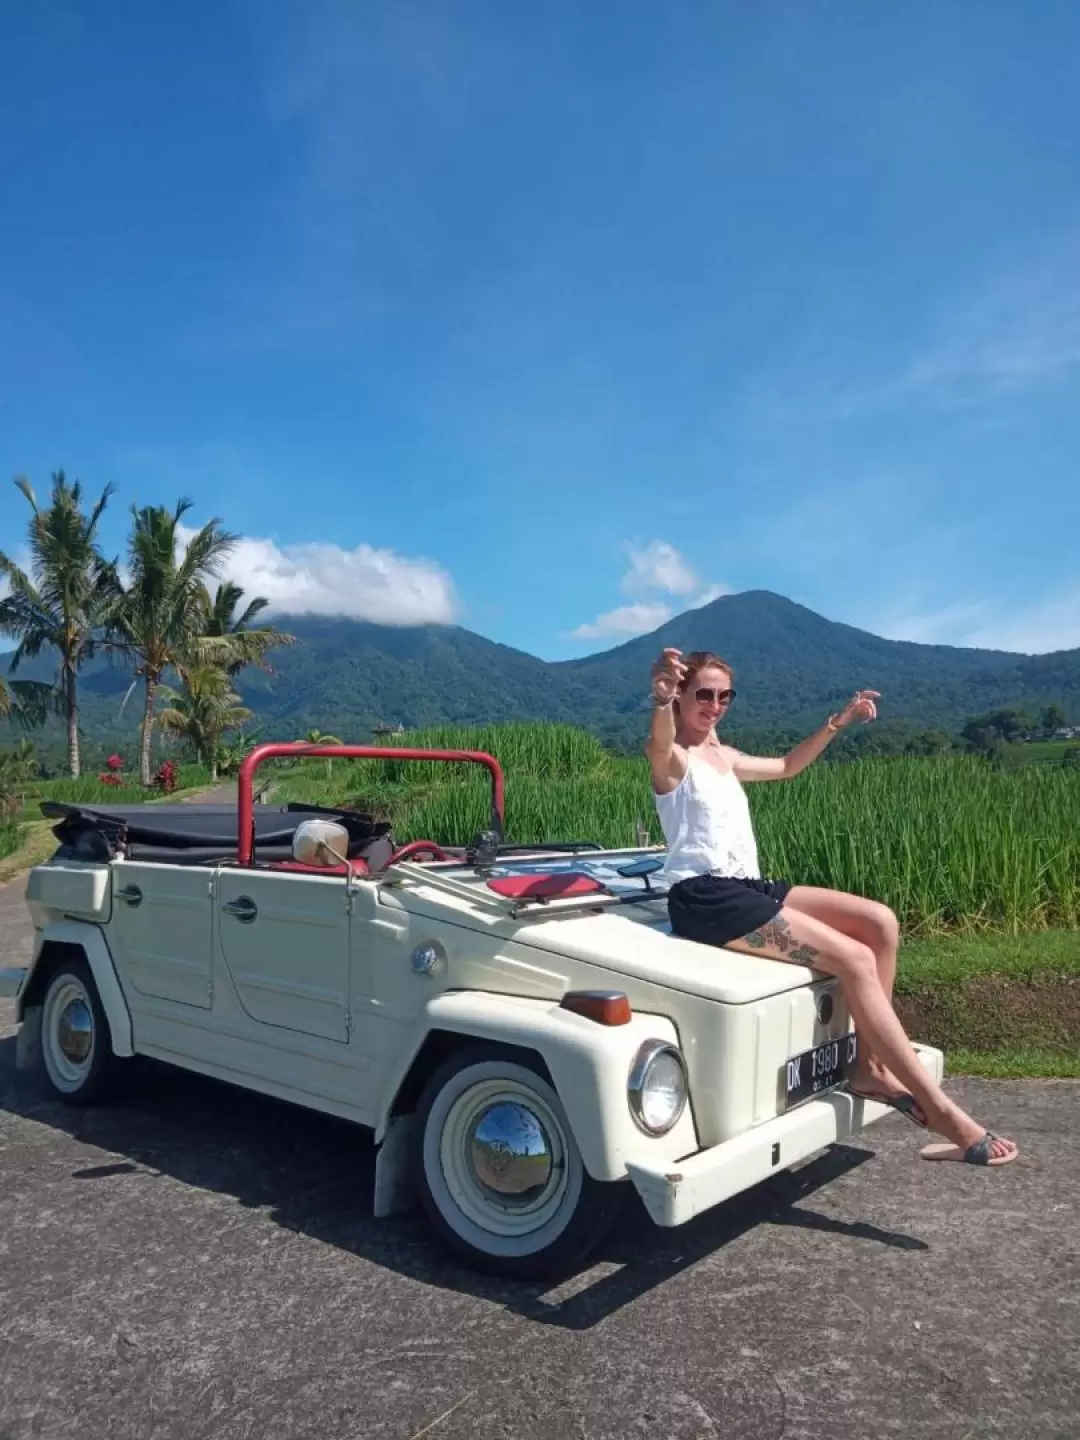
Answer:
[{"left": 2, "top": 0, "right": 1078, "bottom": 659}]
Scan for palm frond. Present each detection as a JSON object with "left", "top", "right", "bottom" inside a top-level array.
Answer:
[
  {"left": 86, "top": 481, "right": 117, "bottom": 538},
  {"left": 12, "top": 475, "right": 39, "bottom": 514},
  {"left": 5, "top": 680, "right": 63, "bottom": 730},
  {"left": 155, "top": 706, "right": 190, "bottom": 738},
  {"left": 175, "top": 518, "right": 237, "bottom": 588}
]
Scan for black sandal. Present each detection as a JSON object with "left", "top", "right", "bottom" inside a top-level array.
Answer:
[
  {"left": 846, "top": 1083, "right": 929, "bottom": 1130},
  {"left": 920, "top": 1131, "right": 1018, "bottom": 1166}
]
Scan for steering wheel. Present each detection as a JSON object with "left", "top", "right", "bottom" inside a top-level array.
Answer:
[{"left": 388, "top": 839, "right": 449, "bottom": 866}]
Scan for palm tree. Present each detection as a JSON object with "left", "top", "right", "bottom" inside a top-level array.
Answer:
[
  {"left": 294, "top": 727, "right": 343, "bottom": 781},
  {"left": 0, "top": 473, "right": 118, "bottom": 776},
  {"left": 199, "top": 580, "right": 293, "bottom": 676},
  {"left": 109, "top": 499, "right": 237, "bottom": 785},
  {"left": 156, "top": 665, "right": 253, "bottom": 781}
]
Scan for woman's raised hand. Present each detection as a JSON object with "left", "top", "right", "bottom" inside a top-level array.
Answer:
[
  {"left": 832, "top": 689, "right": 881, "bottom": 727},
  {"left": 650, "top": 647, "right": 687, "bottom": 703}
]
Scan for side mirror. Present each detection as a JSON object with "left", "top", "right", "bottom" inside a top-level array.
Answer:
[
  {"left": 616, "top": 856, "right": 664, "bottom": 879},
  {"left": 616, "top": 855, "right": 664, "bottom": 893},
  {"left": 292, "top": 818, "right": 350, "bottom": 867}
]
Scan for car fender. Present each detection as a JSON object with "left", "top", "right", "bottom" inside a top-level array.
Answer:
[
  {"left": 18, "top": 920, "right": 133, "bottom": 1060},
  {"left": 373, "top": 990, "right": 699, "bottom": 1182}
]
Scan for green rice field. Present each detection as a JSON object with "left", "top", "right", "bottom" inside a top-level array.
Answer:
[{"left": 268, "top": 723, "right": 1080, "bottom": 937}]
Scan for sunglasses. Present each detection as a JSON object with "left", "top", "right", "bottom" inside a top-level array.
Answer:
[{"left": 692, "top": 686, "right": 736, "bottom": 706}]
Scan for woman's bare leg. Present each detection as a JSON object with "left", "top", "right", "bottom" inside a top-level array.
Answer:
[
  {"left": 784, "top": 886, "right": 899, "bottom": 999},
  {"left": 783, "top": 886, "right": 906, "bottom": 1097},
  {"left": 729, "top": 907, "right": 1017, "bottom": 1162}
]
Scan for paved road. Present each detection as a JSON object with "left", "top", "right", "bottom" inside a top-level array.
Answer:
[
  {"left": 1, "top": 815, "right": 1077, "bottom": 1437},
  {"left": 0, "top": 876, "right": 32, "bottom": 967},
  {"left": 2, "top": 986, "right": 1077, "bottom": 1440}
]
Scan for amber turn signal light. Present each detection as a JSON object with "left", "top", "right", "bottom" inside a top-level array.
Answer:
[{"left": 559, "top": 990, "right": 632, "bottom": 1025}]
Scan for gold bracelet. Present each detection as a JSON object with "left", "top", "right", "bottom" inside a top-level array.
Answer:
[{"left": 826, "top": 714, "right": 841, "bottom": 733}]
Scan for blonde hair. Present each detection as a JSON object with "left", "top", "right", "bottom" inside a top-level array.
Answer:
[{"left": 674, "top": 651, "right": 734, "bottom": 711}]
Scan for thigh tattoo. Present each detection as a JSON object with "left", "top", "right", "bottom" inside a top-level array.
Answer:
[{"left": 742, "top": 915, "right": 820, "bottom": 965}]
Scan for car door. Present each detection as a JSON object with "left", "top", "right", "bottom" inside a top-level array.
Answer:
[
  {"left": 215, "top": 869, "right": 350, "bottom": 1043},
  {"left": 110, "top": 862, "right": 214, "bottom": 1009}
]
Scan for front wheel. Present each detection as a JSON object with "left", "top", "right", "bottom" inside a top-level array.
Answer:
[
  {"left": 412, "top": 1043, "right": 624, "bottom": 1279},
  {"left": 40, "top": 958, "right": 126, "bottom": 1106}
]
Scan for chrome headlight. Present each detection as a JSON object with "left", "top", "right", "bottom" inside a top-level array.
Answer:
[{"left": 628, "top": 1040, "right": 688, "bottom": 1135}]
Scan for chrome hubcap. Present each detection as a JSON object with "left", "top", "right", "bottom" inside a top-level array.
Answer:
[
  {"left": 435, "top": 1075, "right": 578, "bottom": 1245},
  {"left": 57, "top": 998, "right": 93, "bottom": 1063},
  {"left": 44, "top": 978, "right": 96, "bottom": 1092},
  {"left": 468, "top": 1102, "right": 554, "bottom": 1205}
]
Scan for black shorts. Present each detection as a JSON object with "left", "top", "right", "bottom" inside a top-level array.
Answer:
[{"left": 667, "top": 874, "right": 792, "bottom": 949}]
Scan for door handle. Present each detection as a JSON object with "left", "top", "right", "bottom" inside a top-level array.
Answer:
[
  {"left": 222, "top": 896, "right": 258, "bottom": 923},
  {"left": 116, "top": 884, "right": 143, "bottom": 907}
]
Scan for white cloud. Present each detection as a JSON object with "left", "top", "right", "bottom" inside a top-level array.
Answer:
[
  {"left": 177, "top": 526, "right": 457, "bottom": 625},
  {"left": 690, "top": 582, "right": 733, "bottom": 608},
  {"left": 740, "top": 232, "right": 1080, "bottom": 430},
  {"left": 879, "top": 590, "right": 1080, "bottom": 655},
  {"left": 570, "top": 540, "right": 730, "bottom": 642},
  {"left": 621, "top": 541, "right": 700, "bottom": 596},
  {"left": 957, "top": 595, "right": 1080, "bottom": 655},
  {"left": 877, "top": 604, "right": 987, "bottom": 647},
  {"left": 570, "top": 602, "right": 674, "bottom": 641},
  {"left": 833, "top": 234, "right": 1080, "bottom": 419}
]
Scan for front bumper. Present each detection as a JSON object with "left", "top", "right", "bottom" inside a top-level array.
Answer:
[{"left": 627, "top": 1043, "right": 944, "bottom": 1227}]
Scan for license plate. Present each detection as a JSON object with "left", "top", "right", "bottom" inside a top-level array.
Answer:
[{"left": 784, "top": 1033, "right": 857, "bottom": 1108}]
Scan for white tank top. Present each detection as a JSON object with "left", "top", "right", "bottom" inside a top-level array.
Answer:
[{"left": 654, "top": 751, "right": 761, "bottom": 885}]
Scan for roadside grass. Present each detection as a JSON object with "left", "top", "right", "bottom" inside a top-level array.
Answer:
[
  {"left": 897, "top": 928, "right": 1079, "bottom": 1079},
  {"left": 945, "top": 1045, "right": 1080, "bottom": 1079},
  {"left": 0, "top": 819, "right": 61, "bottom": 884},
  {"left": 897, "top": 929, "right": 1080, "bottom": 991}
]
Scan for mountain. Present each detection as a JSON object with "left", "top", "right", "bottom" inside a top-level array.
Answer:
[
  {"left": 3, "top": 591, "right": 1078, "bottom": 753},
  {"left": 558, "top": 591, "right": 1080, "bottom": 732}
]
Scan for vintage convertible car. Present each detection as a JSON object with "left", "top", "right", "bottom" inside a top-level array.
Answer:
[{"left": 0, "top": 744, "right": 942, "bottom": 1277}]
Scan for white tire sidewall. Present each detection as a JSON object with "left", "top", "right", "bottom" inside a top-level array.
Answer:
[
  {"left": 422, "top": 1058, "right": 585, "bottom": 1260},
  {"left": 41, "top": 969, "right": 97, "bottom": 1095}
]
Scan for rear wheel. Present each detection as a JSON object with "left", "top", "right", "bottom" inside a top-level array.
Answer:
[
  {"left": 40, "top": 958, "right": 125, "bottom": 1106},
  {"left": 412, "top": 1043, "right": 624, "bottom": 1278}
]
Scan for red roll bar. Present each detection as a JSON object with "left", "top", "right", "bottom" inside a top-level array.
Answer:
[{"left": 236, "top": 744, "right": 506, "bottom": 866}]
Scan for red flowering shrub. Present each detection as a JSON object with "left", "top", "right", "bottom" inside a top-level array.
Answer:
[
  {"left": 98, "top": 772, "right": 124, "bottom": 786},
  {"left": 153, "top": 760, "right": 178, "bottom": 794},
  {"left": 106, "top": 754, "right": 124, "bottom": 772}
]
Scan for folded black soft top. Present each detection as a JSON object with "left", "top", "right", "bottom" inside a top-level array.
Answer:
[{"left": 41, "top": 801, "right": 393, "bottom": 865}]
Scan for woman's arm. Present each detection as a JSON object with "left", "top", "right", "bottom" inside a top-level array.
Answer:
[
  {"left": 644, "top": 648, "right": 689, "bottom": 794},
  {"left": 732, "top": 689, "right": 881, "bottom": 783}
]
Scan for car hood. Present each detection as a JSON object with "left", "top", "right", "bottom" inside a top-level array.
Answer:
[{"left": 514, "top": 899, "right": 814, "bottom": 1005}]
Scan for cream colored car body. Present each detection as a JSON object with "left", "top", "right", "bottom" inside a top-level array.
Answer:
[{"left": 6, "top": 846, "right": 943, "bottom": 1232}]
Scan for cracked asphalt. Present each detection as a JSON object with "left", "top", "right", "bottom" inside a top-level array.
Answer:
[{"left": 1, "top": 894, "right": 1078, "bottom": 1439}]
